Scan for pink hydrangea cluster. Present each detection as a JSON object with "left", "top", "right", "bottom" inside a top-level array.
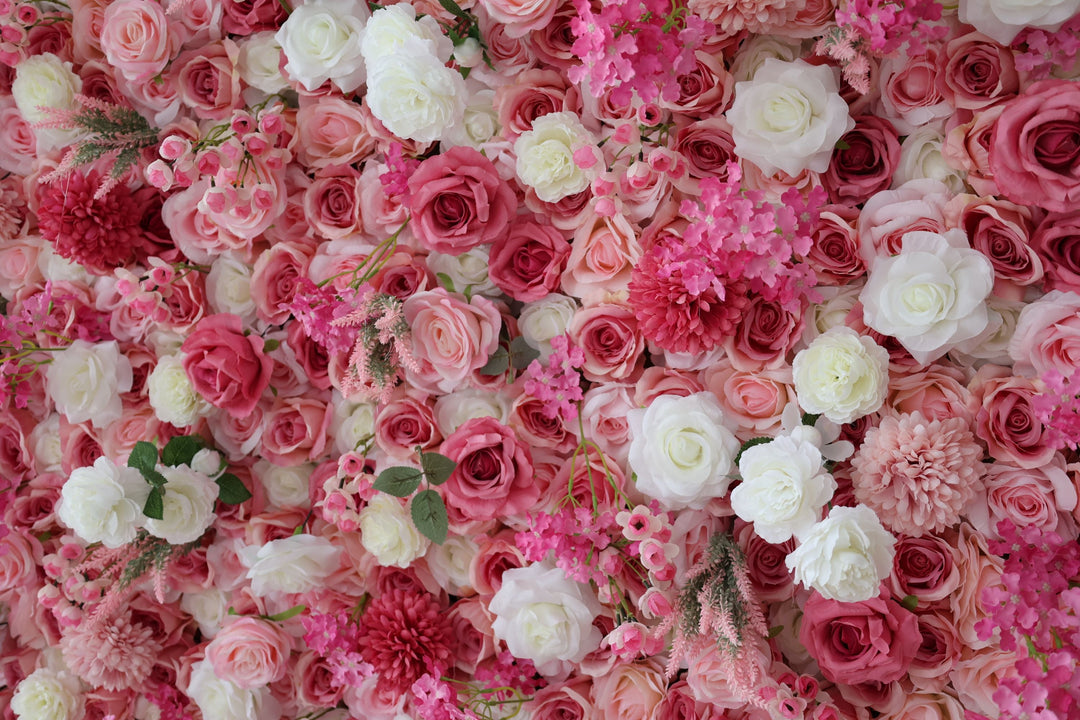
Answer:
[
  {"left": 523, "top": 333, "right": 585, "bottom": 421},
  {"left": 1032, "top": 369, "right": 1080, "bottom": 451},
  {"left": 1014, "top": 16, "right": 1080, "bottom": 80},
  {"left": 516, "top": 506, "right": 616, "bottom": 584},
  {"left": 285, "top": 278, "right": 362, "bottom": 356},
  {"left": 301, "top": 610, "right": 374, "bottom": 688}
]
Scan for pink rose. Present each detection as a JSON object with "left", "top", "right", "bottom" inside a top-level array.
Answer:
[
  {"left": 654, "top": 680, "right": 709, "bottom": 720},
  {"left": 567, "top": 301, "right": 645, "bottom": 383},
  {"left": 206, "top": 617, "right": 291, "bottom": 690},
  {"left": 804, "top": 205, "right": 865, "bottom": 286},
  {"left": 799, "top": 591, "right": 921, "bottom": 686},
  {"left": 304, "top": 170, "right": 363, "bottom": 241},
  {"left": 70, "top": 0, "right": 107, "bottom": 63},
  {"left": 406, "top": 147, "right": 516, "bottom": 256},
  {"left": 446, "top": 598, "right": 497, "bottom": 674},
  {"left": 468, "top": 530, "right": 525, "bottom": 595},
  {"left": 699, "top": 359, "right": 794, "bottom": 440},
  {"left": 857, "top": 179, "right": 951, "bottom": 264},
  {"left": 1032, "top": 209, "right": 1080, "bottom": 292},
  {"left": 888, "top": 534, "right": 960, "bottom": 608},
  {"left": 221, "top": 0, "right": 285, "bottom": 35},
  {"left": 100, "top": 0, "right": 181, "bottom": 82},
  {"left": 250, "top": 242, "right": 312, "bottom": 325},
  {"left": 172, "top": 40, "right": 242, "bottom": 120},
  {"left": 658, "top": 51, "right": 733, "bottom": 119},
  {"left": 0, "top": 529, "right": 40, "bottom": 594},
  {"left": 403, "top": 289, "right": 501, "bottom": 394},
  {"left": 509, "top": 394, "right": 577, "bottom": 455},
  {"left": 479, "top": 0, "right": 559, "bottom": 38},
  {"left": 294, "top": 651, "right": 344, "bottom": 709},
  {"left": 526, "top": 675, "right": 593, "bottom": 720},
  {"left": 633, "top": 366, "right": 703, "bottom": 407},
  {"left": 949, "top": 647, "right": 1021, "bottom": 717},
  {"left": 579, "top": 383, "right": 635, "bottom": 466},
  {"left": 488, "top": 218, "right": 571, "bottom": 302},
  {"left": 886, "top": 691, "right": 965, "bottom": 720},
  {"left": 878, "top": 50, "right": 951, "bottom": 134},
  {"left": 5, "top": 472, "right": 62, "bottom": 535},
  {"left": 260, "top": 396, "right": 331, "bottom": 466},
  {"left": 950, "top": 194, "right": 1042, "bottom": 287},
  {"left": 966, "top": 459, "right": 1078, "bottom": 539},
  {"left": 162, "top": 181, "right": 249, "bottom": 265},
  {"left": 561, "top": 211, "right": 642, "bottom": 299},
  {"left": 724, "top": 298, "right": 804, "bottom": 371},
  {"left": 591, "top": 661, "right": 667, "bottom": 720},
  {"left": 373, "top": 392, "right": 441, "bottom": 459},
  {"left": 674, "top": 117, "right": 737, "bottom": 183},
  {"left": 822, "top": 116, "right": 901, "bottom": 206},
  {"left": 1009, "top": 290, "right": 1080, "bottom": 378},
  {"left": 295, "top": 97, "right": 375, "bottom": 169},
  {"left": 182, "top": 313, "right": 273, "bottom": 418},
  {"left": 887, "top": 362, "right": 973, "bottom": 423},
  {"left": 970, "top": 366, "right": 1055, "bottom": 469},
  {"left": 939, "top": 32, "right": 1018, "bottom": 111},
  {"left": 990, "top": 79, "right": 1080, "bottom": 213},
  {"left": 949, "top": 524, "right": 1003, "bottom": 647},
  {"left": 494, "top": 69, "right": 568, "bottom": 138},
  {"left": 942, "top": 103, "right": 1004, "bottom": 197},
  {"left": 0, "top": 97, "right": 36, "bottom": 176},
  {"left": 441, "top": 416, "right": 537, "bottom": 523},
  {"left": 540, "top": 446, "right": 625, "bottom": 512},
  {"left": 908, "top": 611, "right": 962, "bottom": 692},
  {"left": 735, "top": 520, "right": 796, "bottom": 603}
]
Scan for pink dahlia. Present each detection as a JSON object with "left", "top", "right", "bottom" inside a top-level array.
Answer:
[
  {"left": 357, "top": 588, "right": 454, "bottom": 693},
  {"left": 850, "top": 412, "right": 984, "bottom": 537},
  {"left": 61, "top": 611, "right": 162, "bottom": 691},
  {"left": 688, "top": 0, "right": 802, "bottom": 35}
]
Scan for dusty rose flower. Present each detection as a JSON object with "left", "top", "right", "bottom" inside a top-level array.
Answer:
[
  {"left": 61, "top": 611, "right": 162, "bottom": 691},
  {"left": 689, "top": 0, "right": 801, "bottom": 34}
]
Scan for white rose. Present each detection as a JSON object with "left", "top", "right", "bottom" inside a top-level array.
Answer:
[
  {"left": 191, "top": 448, "right": 225, "bottom": 478},
  {"left": 143, "top": 465, "right": 218, "bottom": 545},
  {"left": 860, "top": 229, "right": 994, "bottom": 365},
  {"left": 360, "top": 3, "right": 452, "bottom": 66},
  {"left": 11, "top": 668, "right": 83, "bottom": 720},
  {"left": 726, "top": 58, "right": 854, "bottom": 176},
  {"left": 12, "top": 53, "right": 82, "bottom": 151},
  {"left": 276, "top": 0, "right": 369, "bottom": 93},
  {"left": 728, "top": 34, "right": 804, "bottom": 83},
  {"left": 731, "top": 435, "right": 836, "bottom": 544},
  {"left": 441, "top": 88, "right": 500, "bottom": 149},
  {"left": 514, "top": 111, "right": 600, "bottom": 202},
  {"left": 953, "top": 295, "right": 1023, "bottom": 365},
  {"left": 426, "top": 535, "right": 479, "bottom": 595},
  {"left": 186, "top": 659, "right": 280, "bottom": 720},
  {"left": 785, "top": 504, "right": 896, "bottom": 602},
  {"left": 148, "top": 354, "right": 210, "bottom": 427},
  {"left": 38, "top": 244, "right": 90, "bottom": 285},
  {"left": 332, "top": 399, "right": 376, "bottom": 455},
  {"left": 237, "top": 32, "right": 289, "bottom": 95},
  {"left": 959, "top": 0, "right": 1080, "bottom": 43},
  {"left": 793, "top": 326, "right": 889, "bottom": 425},
  {"left": 30, "top": 415, "right": 63, "bottom": 473},
  {"left": 489, "top": 562, "right": 603, "bottom": 675},
  {"left": 365, "top": 40, "right": 466, "bottom": 143},
  {"left": 243, "top": 534, "right": 341, "bottom": 596},
  {"left": 58, "top": 456, "right": 149, "bottom": 548},
  {"left": 894, "top": 127, "right": 967, "bottom": 195},
  {"left": 207, "top": 256, "right": 257, "bottom": 321},
  {"left": 359, "top": 493, "right": 429, "bottom": 568},
  {"left": 255, "top": 460, "right": 312, "bottom": 509},
  {"left": 518, "top": 293, "right": 579, "bottom": 358},
  {"left": 427, "top": 247, "right": 499, "bottom": 298},
  {"left": 180, "top": 588, "right": 230, "bottom": 639},
  {"left": 800, "top": 283, "right": 863, "bottom": 346},
  {"left": 434, "top": 388, "right": 510, "bottom": 436},
  {"left": 46, "top": 340, "right": 133, "bottom": 428},
  {"left": 628, "top": 392, "right": 741, "bottom": 511}
]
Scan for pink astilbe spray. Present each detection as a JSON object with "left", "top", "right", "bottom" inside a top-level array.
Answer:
[
  {"left": 331, "top": 287, "right": 420, "bottom": 404},
  {"left": 522, "top": 334, "right": 585, "bottom": 422}
]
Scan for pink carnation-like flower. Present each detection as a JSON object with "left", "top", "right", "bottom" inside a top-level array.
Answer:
[
  {"left": 357, "top": 588, "right": 454, "bottom": 694},
  {"left": 851, "top": 412, "right": 984, "bottom": 536},
  {"left": 61, "top": 611, "right": 162, "bottom": 691},
  {"left": 689, "top": 0, "right": 801, "bottom": 35}
]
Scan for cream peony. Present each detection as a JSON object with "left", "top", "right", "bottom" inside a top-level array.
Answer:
[
  {"left": 359, "top": 493, "right": 430, "bottom": 568},
  {"left": 12, "top": 53, "right": 83, "bottom": 151},
  {"left": 58, "top": 456, "right": 149, "bottom": 548},
  {"left": 275, "top": 0, "right": 369, "bottom": 93},
  {"left": 514, "top": 112, "right": 599, "bottom": 202},
  {"left": 365, "top": 41, "right": 467, "bottom": 143},
  {"left": 46, "top": 340, "right": 133, "bottom": 429},
  {"left": 959, "top": 0, "right": 1080, "bottom": 44},
  {"left": 793, "top": 326, "right": 889, "bottom": 424},
  {"left": 785, "top": 504, "right": 896, "bottom": 602},
  {"left": 243, "top": 534, "right": 341, "bottom": 597},
  {"left": 860, "top": 229, "right": 994, "bottom": 365},
  {"left": 628, "top": 392, "right": 741, "bottom": 511},
  {"left": 143, "top": 464, "right": 218, "bottom": 545},
  {"left": 148, "top": 353, "right": 210, "bottom": 427},
  {"left": 726, "top": 58, "right": 853, "bottom": 176},
  {"left": 11, "top": 668, "right": 84, "bottom": 720}
]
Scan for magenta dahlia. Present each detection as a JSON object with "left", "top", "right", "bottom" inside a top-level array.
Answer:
[{"left": 357, "top": 588, "right": 454, "bottom": 693}]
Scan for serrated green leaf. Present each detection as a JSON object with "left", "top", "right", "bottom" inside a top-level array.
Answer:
[
  {"left": 420, "top": 451, "right": 456, "bottom": 486},
  {"left": 128, "top": 441, "right": 159, "bottom": 476},
  {"left": 734, "top": 436, "right": 773, "bottom": 466},
  {"left": 480, "top": 347, "right": 509, "bottom": 376},
  {"left": 438, "top": 0, "right": 471, "bottom": 20},
  {"left": 411, "top": 489, "right": 448, "bottom": 544},
  {"left": 509, "top": 335, "right": 541, "bottom": 370},
  {"left": 266, "top": 604, "right": 306, "bottom": 622},
  {"left": 144, "top": 486, "right": 164, "bottom": 520},
  {"left": 374, "top": 466, "right": 423, "bottom": 497},
  {"left": 161, "top": 435, "right": 204, "bottom": 467},
  {"left": 436, "top": 272, "right": 456, "bottom": 292},
  {"left": 216, "top": 473, "right": 253, "bottom": 505}
]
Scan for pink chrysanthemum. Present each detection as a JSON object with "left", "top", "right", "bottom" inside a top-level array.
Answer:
[
  {"left": 357, "top": 589, "right": 454, "bottom": 694},
  {"left": 688, "top": 0, "right": 801, "bottom": 35},
  {"left": 850, "top": 412, "right": 984, "bottom": 537},
  {"left": 61, "top": 611, "right": 162, "bottom": 691}
]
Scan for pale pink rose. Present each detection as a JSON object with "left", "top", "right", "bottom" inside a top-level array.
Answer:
[
  {"left": 446, "top": 598, "right": 497, "bottom": 674},
  {"left": 359, "top": 161, "right": 410, "bottom": 240},
  {"left": 699, "top": 359, "right": 794, "bottom": 441},
  {"left": 591, "top": 661, "right": 667, "bottom": 720},
  {"left": 877, "top": 49, "right": 951, "bottom": 135},
  {"left": 941, "top": 103, "right": 1004, "bottom": 197},
  {"left": 881, "top": 691, "right": 965, "bottom": 720},
  {"left": 0, "top": 97, "right": 37, "bottom": 176},
  {"left": 578, "top": 82, "right": 638, "bottom": 131},
  {"left": 479, "top": 0, "right": 558, "bottom": 38},
  {"left": 526, "top": 675, "right": 593, "bottom": 720},
  {"left": 0, "top": 235, "right": 42, "bottom": 318},
  {"left": 70, "top": 0, "right": 108, "bottom": 63},
  {"left": 199, "top": 160, "right": 288, "bottom": 240},
  {"left": 307, "top": 236, "right": 374, "bottom": 292},
  {"left": 295, "top": 96, "right": 376, "bottom": 169},
  {"left": 161, "top": 181, "right": 250, "bottom": 264},
  {"left": 948, "top": 194, "right": 1043, "bottom": 288},
  {"left": 343, "top": 674, "right": 405, "bottom": 720},
  {"left": 373, "top": 391, "right": 442, "bottom": 460},
  {"left": 304, "top": 169, "right": 363, "bottom": 241},
  {"left": 659, "top": 50, "right": 733, "bottom": 119},
  {"left": 403, "top": 289, "right": 502, "bottom": 394},
  {"left": 260, "top": 396, "right": 332, "bottom": 467},
  {"left": 738, "top": 161, "right": 821, "bottom": 203},
  {"left": 293, "top": 651, "right": 344, "bottom": 710},
  {"left": 206, "top": 617, "right": 291, "bottom": 690},
  {"left": 887, "top": 362, "right": 973, "bottom": 423},
  {"left": 1009, "top": 290, "right": 1080, "bottom": 379},
  {"left": 857, "top": 179, "right": 952, "bottom": 266},
  {"left": 949, "top": 647, "right": 1019, "bottom": 717},
  {"left": 6, "top": 470, "right": 62, "bottom": 534},
  {"left": 172, "top": 40, "right": 242, "bottom": 120},
  {"left": 208, "top": 403, "right": 264, "bottom": 462},
  {"left": 60, "top": 419, "right": 104, "bottom": 475},
  {"left": 99, "top": 400, "right": 161, "bottom": 464},
  {"left": 949, "top": 524, "right": 1003, "bottom": 648},
  {"left": 567, "top": 301, "right": 645, "bottom": 383},
  {"left": 467, "top": 530, "right": 524, "bottom": 595},
  {"left": 776, "top": 0, "right": 836, "bottom": 37},
  {"left": 969, "top": 365, "right": 1056, "bottom": 469},
  {"left": 264, "top": 167, "right": 317, "bottom": 248},
  {"left": 494, "top": 68, "right": 568, "bottom": 139},
  {"left": 540, "top": 446, "right": 626, "bottom": 513},
  {"left": 560, "top": 211, "right": 642, "bottom": 300},
  {"left": 615, "top": 159, "right": 674, "bottom": 226},
  {"left": 0, "top": 529, "right": 40, "bottom": 594},
  {"left": 580, "top": 384, "right": 635, "bottom": 468},
  {"left": 100, "top": 0, "right": 182, "bottom": 82},
  {"left": 965, "top": 458, "right": 1078, "bottom": 539},
  {"left": 908, "top": 611, "right": 963, "bottom": 692},
  {"left": 172, "top": 0, "right": 223, "bottom": 47},
  {"left": 250, "top": 242, "right": 312, "bottom": 326}
]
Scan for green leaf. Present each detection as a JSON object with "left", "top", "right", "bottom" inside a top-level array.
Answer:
[
  {"left": 216, "top": 473, "right": 253, "bottom": 505},
  {"left": 480, "top": 347, "right": 509, "bottom": 376},
  {"left": 900, "top": 595, "right": 919, "bottom": 612},
  {"left": 374, "top": 466, "right": 423, "bottom": 497},
  {"left": 161, "top": 435, "right": 204, "bottom": 467},
  {"left": 143, "top": 486, "right": 165, "bottom": 520},
  {"left": 411, "top": 489, "right": 448, "bottom": 544},
  {"left": 767, "top": 625, "right": 784, "bottom": 639},
  {"left": 438, "top": 0, "right": 471, "bottom": 21},
  {"left": 266, "top": 604, "right": 306, "bottom": 622},
  {"left": 834, "top": 139, "right": 851, "bottom": 150},
  {"left": 128, "top": 441, "right": 160, "bottom": 476},
  {"left": 509, "top": 335, "right": 540, "bottom": 370},
  {"left": 734, "top": 436, "right": 773, "bottom": 466},
  {"left": 263, "top": 338, "right": 281, "bottom": 352},
  {"left": 801, "top": 412, "right": 821, "bottom": 427},
  {"left": 419, "top": 451, "right": 456, "bottom": 486},
  {"left": 463, "top": 284, "right": 474, "bottom": 303},
  {"left": 436, "top": 272, "right": 456, "bottom": 293}
]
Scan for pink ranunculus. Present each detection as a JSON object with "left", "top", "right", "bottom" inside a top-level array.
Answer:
[
  {"left": 182, "top": 313, "right": 273, "bottom": 418},
  {"left": 100, "top": 0, "right": 181, "bottom": 82},
  {"left": 205, "top": 617, "right": 291, "bottom": 690},
  {"left": 402, "top": 289, "right": 502, "bottom": 394},
  {"left": 260, "top": 396, "right": 332, "bottom": 467},
  {"left": 488, "top": 218, "right": 571, "bottom": 302},
  {"left": 822, "top": 116, "right": 901, "bottom": 206},
  {"left": 990, "top": 79, "right": 1080, "bottom": 213},
  {"left": 1032, "top": 209, "right": 1080, "bottom": 292},
  {"left": 441, "top": 416, "right": 537, "bottom": 523},
  {"left": 406, "top": 147, "right": 516, "bottom": 256},
  {"left": 1009, "top": 290, "right": 1080, "bottom": 379},
  {"left": 799, "top": 591, "right": 921, "bottom": 686}
]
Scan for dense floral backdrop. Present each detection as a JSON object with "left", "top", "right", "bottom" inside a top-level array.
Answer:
[{"left": 1, "top": 0, "right": 1080, "bottom": 718}]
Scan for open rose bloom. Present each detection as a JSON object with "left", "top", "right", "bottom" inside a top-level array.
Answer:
[{"left": 5, "top": 0, "right": 1080, "bottom": 719}]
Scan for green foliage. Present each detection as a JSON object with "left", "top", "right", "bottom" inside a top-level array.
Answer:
[
  {"left": 374, "top": 466, "right": 424, "bottom": 497},
  {"left": 411, "top": 489, "right": 448, "bottom": 544},
  {"left": 216, "top": 473, "right": 253, "bottom": 505},
  {"left": 161, "top": 435, "right": 205, "bottom": 467}
]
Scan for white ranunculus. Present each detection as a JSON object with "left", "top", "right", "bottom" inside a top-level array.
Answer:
[
  {"left": 959, "top": 0, "right": 1080, "bottom": 44},
  {"left": 365, "top": 40, "right": 467, "bottom": 143},
  {"left": 236, "top": 32, "right": 289, "bottom": 95},
  {"left": 243, "top": 534, "right": 341, "bottom": 597},
  {"left": 58, "top": 456, "right": 149, "bottom": 548},
  {"left": 46, "top": 340, "right": 133, "bottom": 428},
  {"left": 628, "top": 392, "right": 741, "bottom": 511},
  {"left": 860, "top": 229, "right": 994, "bottom": 365},
  {"left": 514, "top": 111, "right": 599, "bottom": 202},
  {"left": 143, "top": 464, "right": 218, "bottom": 545},
  {"left": 359, "top": 493, "right": 429, "bottom": 568},
  {"left": 148, "top": 353, "right": 210, "bottom": 427},
  {"left": 360, "top": 3, "right": 452, "bottom": 66},
  {"left": 255, "top": 460, "right": 312, "bottom": 509},
  {"left": 186, "top": 659, "right": 280, "bottom": 720},
  {"left": 11, "top": 668, "right": 83, "bottom": 720},
  {"left": 206, "top": 256, "right": 257, "bottom": 321},
  {"left": 275, "top": 0, "right": 369, "bottom": 93},
  {"left": 785, "top": 504, "right": 896, "bottom": 602},
  {"left": 489, "top": 562, "right": 603, "bottom": 675},
  {"left": 12, "top": 53, "right": 82, "bottom": 151},
  {"left": 726, "top": 58, "right": 854, "bottom": 176},
  {"left": 792, "top": 326, "right": 889, "bottom": 425},
  {"left": 731, "top": 435, "right": 836, "bottom": 544},
  {"left": 518, "top": 293, "right": 579, "bottom": 358},
  {"left": 434, "top": 388, "right": 510, "bottom": 436}
]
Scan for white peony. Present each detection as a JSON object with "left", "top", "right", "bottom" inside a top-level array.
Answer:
[
  {"left": 792, "top": 326, "right": 889, "bottom": 425},
  {"left": 148, "top": 353, "right": 210, "bottom": 427},
  {"left": 726, "top": 58, "right": 854, "bottom": 176},
  {"left": 959, "top": 0, "right": 1080, "bottom": 44},
  {"left": 236, "top": 32, "right": 289, "bottom": 96},
  {"left": 628, "top": 392, "right": 741, "bottom": 511},
  {"left": 46, "top": 340, "right": 133, "bottom": 428},
  {"left": 489, "top": 562, "right": 603, "bottom": 675},
  {"left": 243, "top": 534, "right": 341, "bottom": 597},
  {"left": 731, "top": 435, "right": 836, "bottom": 544},
  {"left": 275, "top": 0, "right": 369, "bottom": 93},
  {"left": 360, "top": 3, "right": 452, "bottom": 66},
  {"left": 11, "top": 53, "right": 82, "bottom": 151},
  {"left": 11, "top": 668, "right": 84, "bottom": 720},
  {"left": 860, "top": 229, "right": 994, "bottom": 365},
  {"left": 186, "top": 659, "right": 281, "bottom": 720},
  {"left": 785, "top": 504, "right": 896, "bottom": 602},
  {"left": 58, "top": 456, "right": 149, "bottom": 548},
  {"left": 514, "top": 111, "right": 599, "bottom": 202},
  {"left": 359, "top": 493, "right": 429, "bottom": 568},
  {"left": 143, "top": 464, "right": 218, "bottom": 545},
  {"left": 365, "top": 39, "right": 467, "bottom": 143}
]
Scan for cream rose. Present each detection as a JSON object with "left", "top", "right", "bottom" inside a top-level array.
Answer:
[
  {"left": 518, "top": 293, "right": 579, "bottom": 358},
  {"left": 359, "top": 493, "right": 430, "bottom": 568},
  {"left": 331, "top": 399, "right": 376, "bottom": 455},
  {"left": 236, "top": 32, "right": 289, "bottom": 95},
  {"left": 11, "top": 53, "right": 83, "bottom": 151},
  {"left": 186, "top": 659, "right": 281, "bottom": 720},
  {"left": 255, "top": 460, "right": 312, "bottom": 509},
  {"left": 276, "top": 0, "right": 369, "bottom": 93},
  {"left": 143, "top": 464, "right": 218, "bottom": 545},
  {"left": 793, "top": 326, "right": 889, "bottom": 424},
  {"left": 959, "top": 0, "right": 1080, "bottom": 44},
  {"left": 427, "top": 247, "right": 499, "bottom": 299},
  {"left": 360, "top": 3, "right": 452, "bottom": 66},
  {"left": 206, "top": 256, "right": 257, "bottom": 321},
  {"left": 148, "top": 353, "right": 211, "bottom": 427},
  {"left": 243, "top": 534, "right": 341, "bottom": 597},
  {"left": 58, "top": 456, "right": 149, "bottom": 548},
  {"left": 365, "top": 41, "right": 467, "bottom": 143},
  {"left": 514, "top": 111, "right": 599, "bottom": 202},
  {"left": 11, "top": 668, "right": 83, "bottom": 720},
  {"left": 46, "top": 340, "right": 134, "bottom": 429}
]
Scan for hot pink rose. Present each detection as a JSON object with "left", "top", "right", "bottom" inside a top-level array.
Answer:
[
  {"left": 100, "top": 0, "right": 181, "bottom": 82},
  {"left": 182, "top": 313, "right": 272, "bottom": 418},
  {"left": 799, "top": 591, "right": 921, "bottom": 686},
  {"left": 260, "top": 396, "right": 331, "bottom": 466},
  {"left": 403, "top": 289, "right": 501, "bottom": 394},
  {"left": 822, "top": 116, "right": 901, "bottom": 206},
  {"left": 295, "top": 96, "right": 375, "bottom": 169},
  {"left": 1009, "top": 290, "right": 1080, "bottom": 379},
  {"left": 205, "top": 617, "right": 291, "bottom": 689},
  {"left": 567, "top": 301, "right": 645, "bottom": 383},
  {"left": 990, "top": 80, "right": 1080, "bottom": 213},
  {"left": 1032, "top": 209, "right": 1080, "bottom": 292},
  {"left": 406, "top": 147, "right": 516, "bottom": 256},
  {"left": 488, "top": 218, "right": 571, "bottom": 302},
  {"left": 441, "top": 416, "right": 536, "bottom": 522},
  {"left": 172, "top": 40, "right": 242, "bottom": 120}
]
